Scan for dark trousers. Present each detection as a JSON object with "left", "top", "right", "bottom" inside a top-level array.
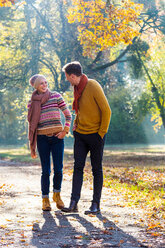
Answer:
[
  {"left": 37, "top": 135, "right": 64, "bottom": 197},
  {"left": 71, "top": 131, "right": 105, "bottom": 204}
]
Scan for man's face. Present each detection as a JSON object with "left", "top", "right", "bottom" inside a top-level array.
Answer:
[{"left": 65, "top": 72, "right": 79, "bottom": 86}]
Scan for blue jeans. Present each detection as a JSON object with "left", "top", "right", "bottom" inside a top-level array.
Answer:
[
  {"left": 71, "top": 132, "right": 105, "bottom": 204},
  {"left": 37, "top": 135, "right": 64, "bottom": 198}
]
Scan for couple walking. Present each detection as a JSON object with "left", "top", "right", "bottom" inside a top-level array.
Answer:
[{"left": 27, "top": 61, "right": 111, "bottom": 215}]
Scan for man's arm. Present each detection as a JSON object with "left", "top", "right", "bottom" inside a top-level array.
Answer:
[{"left": 93, "top": 83, "right": 111, "bottom": 138}]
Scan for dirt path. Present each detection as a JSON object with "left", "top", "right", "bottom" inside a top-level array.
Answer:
[{"left": 0, "top": 160, "right": 164, "bottom": 248}]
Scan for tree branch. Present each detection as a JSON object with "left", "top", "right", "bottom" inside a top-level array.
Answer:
[
  {"left": 136, "top": 49, "right": 165, "bottom": 128},
  {"left": 89, "top": 10, "right": 162, "bottom": 72}
]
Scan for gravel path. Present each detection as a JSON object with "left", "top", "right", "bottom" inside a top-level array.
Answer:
[{"left": 0, "top": 160, "right": 164, "bottom": 248}]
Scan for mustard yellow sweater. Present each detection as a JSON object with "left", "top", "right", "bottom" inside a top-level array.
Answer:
[{"left": 74, "top": 79, "right": 111, "bottom": 138}]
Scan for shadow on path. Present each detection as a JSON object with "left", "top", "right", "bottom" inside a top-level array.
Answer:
[
  {"left": 1, "top": 160, "right": 163, "bottom": 248},
  {"left": 31, "top": 211, "right": 148, "bottom": 248}
]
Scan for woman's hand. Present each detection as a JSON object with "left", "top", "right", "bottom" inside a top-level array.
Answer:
[
  {"left": 55, "top": 130, "right": 66, "bottom": 139},
  {"left": 31, "top": 151, "right": 37, "bottom": 159}
]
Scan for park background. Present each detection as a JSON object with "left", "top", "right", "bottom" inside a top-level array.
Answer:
[
  {"left": 0, "top": 1, "right": 165, "bottom": 247},
  {"left": 0, "top": 0, "right": 164, "bottom": 148}
]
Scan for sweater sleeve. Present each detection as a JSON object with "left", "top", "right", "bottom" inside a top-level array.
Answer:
[
  {"left": 27, "top": 100, "right": 31, "bottom": 110},
  {"left": 57, "top": 94, "right": 72, "bottom": 133},
  {"left": 93, "top": 83, "right": 111, "bottom": 138},
  {"left": 27, "top": 100, "right": 32, "bottom": 122}
]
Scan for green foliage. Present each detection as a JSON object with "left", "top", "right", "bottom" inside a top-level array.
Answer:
[
  {"left": 128, "top": 55, "right": 143, "bottom": 79},
  {"left": 134, "top": 91, "right": 151, "bottom": 118},
  {"left": 106, "top": 86, "right": 147, "bottom": 144},
  {"left": 127, "top": 39, "right": 150, "bottom": 79},
  {"left": 136, "top": 36, "right": 165, "bottom": 130},
  {"left": 0, "top": 90, "right": 26, "bottom": 144},
  {"left": 0, "top": 0, "right": 86, "bottom": 144}
]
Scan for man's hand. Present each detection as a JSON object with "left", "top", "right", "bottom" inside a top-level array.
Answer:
[
  {"left": 72, "top": 123, "right": 77, "bottom": 131},
  {"left": 55, "top": 131, "right": 66, "bottom": 139}
]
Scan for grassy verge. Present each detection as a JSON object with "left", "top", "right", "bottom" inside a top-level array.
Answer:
[
  {"left": 103, "top": 167, "right": 165, "bottom": 232},
  {"left": 0, "top": 147, "right": 40, "bottom": 163}
]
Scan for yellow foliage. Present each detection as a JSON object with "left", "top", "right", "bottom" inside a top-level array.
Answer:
[
  {"left": 151, "top": 114, "right": 163, "bottom": 132},
  {"left": 67, "top": 0, "right": 143, "bottom": 58},
  {"left": 0, "top": 0, "right": 15, "bottom": 7},
  {"left": 145, "top": 35, "right": 165, "bottom": 131}
]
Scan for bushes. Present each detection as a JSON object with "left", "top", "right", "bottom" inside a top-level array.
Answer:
[{"left": 106, "top": 87, "right": 147, "bottom": 144}]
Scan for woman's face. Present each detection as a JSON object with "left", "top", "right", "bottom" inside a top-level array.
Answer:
[{"left": 37, "top": 79, "right": 48, "bottom": 94}]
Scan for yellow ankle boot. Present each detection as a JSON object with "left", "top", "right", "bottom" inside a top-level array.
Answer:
[
  {"left": 42, "top": 198, "right": 51, "bottom": 211},
  {"left": 53, "top": 192, "right": 64, "bottom": 209}
]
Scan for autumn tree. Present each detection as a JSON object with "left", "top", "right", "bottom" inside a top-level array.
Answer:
[
  {"left": 67, "top": 0, "right": 143, "bottom": 58},
  {"left": 66, "top": 0, "right": 165, "bottom": 130},
  {"left": 0, "top": 0, "right": 16, "bottom": 7}
]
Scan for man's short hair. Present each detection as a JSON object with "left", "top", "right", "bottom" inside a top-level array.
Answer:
[{"left": 62, "top": 61, "right": 83, "bottom": 76}]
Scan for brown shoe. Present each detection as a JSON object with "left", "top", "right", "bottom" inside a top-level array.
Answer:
[
  {"left": 53, "top": 192, "right": 64, "bottom": 209},
  {"left": 42, "top": 198, "right": 51, "bottom": 211}
]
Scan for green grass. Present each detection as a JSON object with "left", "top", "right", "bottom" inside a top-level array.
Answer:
[
  {"left": 0, "top": 147, "right": 40, "bottom": 163},
  {"left": 105, "top": 144, "right": 165, "bottom": 153},
  {"left": 0, "top": 145, "right": 164, "bottom": 159}
]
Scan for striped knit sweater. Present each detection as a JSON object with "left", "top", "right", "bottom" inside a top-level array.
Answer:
[{"left": 28, "top": 91, "right": 72, "bottom": 135}]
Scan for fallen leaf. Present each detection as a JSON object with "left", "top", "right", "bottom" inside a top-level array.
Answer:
[
  {"left": 151, "top": 233, "right": 161, "bottom": 237},
  {"left": 120, "top": 240, "right": 124, "bottom": 244},
  {"left": 103, "top": 230, "right": 112, "bottom": 235},
  {"left": 74, "top": 235, "right": 83, "bottom": 239},
  {"left": 88, "top": 214, "right": 96, "bottom": 217},
  {"left": 20, "top": 239, "right": 26, "bottom": 242},
  {"left": 0, "top": 225, "right": 7, "bottom": 229}
]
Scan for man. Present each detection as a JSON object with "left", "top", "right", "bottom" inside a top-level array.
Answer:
[{"left": 62, "top": 61, "right": 111, "bottom": 214}]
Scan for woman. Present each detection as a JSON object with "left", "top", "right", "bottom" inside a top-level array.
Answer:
[{"left": 27, "top": 74, "right": 72, "bottom": 211}]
